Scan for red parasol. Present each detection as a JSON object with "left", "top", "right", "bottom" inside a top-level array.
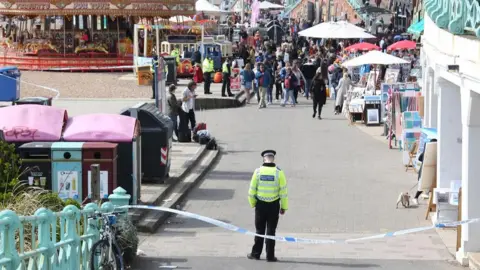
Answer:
[
  {"left": 387, "top": 40, "right": 417, "bottom": 51},
  {"left": 344, "top": 42, "right": 380, "bottom": 52}
]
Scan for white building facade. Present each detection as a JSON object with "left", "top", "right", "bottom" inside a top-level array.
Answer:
[{"left": 422, "top": 0, "right": 480, "bottom": 265}]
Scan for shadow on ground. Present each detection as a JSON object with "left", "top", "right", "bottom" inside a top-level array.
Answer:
[
  {"left": 187, "top": 188, "right": 235, "bottom": 201},
  {"left": 206, "top": 170, "right": 253, "bottom": 181}
]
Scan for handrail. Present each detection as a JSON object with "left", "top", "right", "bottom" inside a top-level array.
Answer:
[
  {"left": 0, "top": 187, "right": 132, "bottom": 270},
  {"left": 425, "top": 0, "right": 480, "bottom": 38}
]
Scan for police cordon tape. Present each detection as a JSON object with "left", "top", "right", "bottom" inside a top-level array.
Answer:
[
  {"left": 0, "top": 72, "right": 61, "bottom": 99},
  {"left": 123, "top": 205, "right": 480, "bottom": 244}
]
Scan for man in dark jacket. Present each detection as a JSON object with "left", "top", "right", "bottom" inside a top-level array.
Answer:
[
  {"left": 191, "top": 48, "right": 201, "bottom": 66},
  {"left": 300, "top": 59, "right": 317, "bottom": 99}
]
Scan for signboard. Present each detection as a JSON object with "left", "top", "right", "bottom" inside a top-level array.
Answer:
[
  {"left": 135, "top": 56, "right": 153, "bottom": 67},
  {"left": 57, "top": 171, "right": 79, "bottom": 200},
  {"left": 88, "top": 170, "right": 109, "bottom": 199},
  {"left": 231, "top": 68, "right": 241, "bottom": 91}
]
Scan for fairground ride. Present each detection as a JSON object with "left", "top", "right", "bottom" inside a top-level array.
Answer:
[{"left": 0, "top": 0, "right": 195, "bottom": 71}]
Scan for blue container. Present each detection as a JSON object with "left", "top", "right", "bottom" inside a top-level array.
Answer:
[
  {"left": 51, "top": 142, "right": 84, "bottom": 202},
  {"left": 0, "top": 66, "right": 20, "bottom": 102}
]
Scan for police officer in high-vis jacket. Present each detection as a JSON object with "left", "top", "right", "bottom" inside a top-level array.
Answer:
[
  {"left": 247, "top": 150, "right": 288, "bottom": 262},
  {"left": 221, "top": 58, "right": 234, "bottom": 97}
]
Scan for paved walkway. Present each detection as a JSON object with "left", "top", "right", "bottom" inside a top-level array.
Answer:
[
  {"left": 52, "top": 79, "right": 239, "bottom": 116},
  {"left": 133, "top": 98, "right": 462, "bottom": 269}
]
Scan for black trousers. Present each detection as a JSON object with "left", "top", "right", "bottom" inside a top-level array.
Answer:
[
  {"left": 221, "top": 73, "right": 232, "bottom": 95},
  {"left": 335, "top": 105, "right": 342, "bottom": 114},
  {"left": 313, "top": 100, "right": 323, "bottom": 116},
  {"left": 251, "top": 199, "right": 280, "bottom": 259},
  {"left": 293, "top": 86, "right": 299, "bottom": 102},
  {"left": 179, "top": 109, "right": 196, "bottom": 131},
  {"left": 275, "top": 82, "right": 282, "bottom": 99},
  {"left": 415, "top": 165, "right": 423, "bottom": 199},
  {"left": 203, "top": 72, "right": 211, "bottom": 94}
]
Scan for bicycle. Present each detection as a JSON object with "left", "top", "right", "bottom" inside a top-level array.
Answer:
[{"left": 89, "top": 211, "right": 125, "bottom": 270}]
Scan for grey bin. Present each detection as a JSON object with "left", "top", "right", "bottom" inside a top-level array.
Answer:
[
  {"left": 18, "top": 142, "right": 53, "bottom": 190},
  {"left": 120, "top": 102, "right": 173, "bottom": 183}
]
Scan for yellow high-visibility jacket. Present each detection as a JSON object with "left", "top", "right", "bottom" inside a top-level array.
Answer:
[
  {"left": 203, "top": 58, "right": 212, "bottom": 73},
  {"left": 248, "top": 165, "right": 288, "bottom": 210},
  {"left": 170, "top": 49, "right": 180, "bottom": 63}
]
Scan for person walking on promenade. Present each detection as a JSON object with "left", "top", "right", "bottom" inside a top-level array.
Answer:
[
  {"left": 311, "top": 69, "right": 327, "bottom": 119},
  {"left": 241, "top": 63, "right": 255, "bottom": 104},
  {"left": 300, "top": 58, "right": 317, "bottom": 99},
  {"left": 247, "top": 150, "right": 289, "bottom": 262}
]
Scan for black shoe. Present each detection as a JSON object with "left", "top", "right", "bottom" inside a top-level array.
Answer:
[
  {"left": 267, "top": 257, "right": 278, "bottom": 262},
  {"left": 247, "top": 254, "right": 260, "bottom": 260},
  {"left": 221, "top": 94, "right": 227, "bottom": 97},
  {"left": 318, "top": 116, "right": 322, "bottom": 120},
  {"left": 228, "top": 93, "right": 234, "bottom": 97},
  {"left": 151, "top": 96, "right": 155, "bottom": 99},
  {"left": 312, "top": 114, "right": 315, "bottom": 118},
  {"left": 206, "top": 92, "right": 213, "bottom": 95}
]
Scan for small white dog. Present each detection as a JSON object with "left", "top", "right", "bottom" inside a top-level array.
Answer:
[{"left": 396, "top": 192, "right": 411, "bottom": 208}]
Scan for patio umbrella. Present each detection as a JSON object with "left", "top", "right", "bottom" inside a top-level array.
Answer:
[
  {"left": 387, "top": 40, "right": 416, "bottom": 51},
  {"left": 195, "top": 0, "right": 225, "bottom": 15},
  {"left": 259, "top": 1, "right": 284, "bottom": 9},
  {"left": 344, "top": 42, "right": 380, "bottom": 52},
  {"left": 298, "top": 21, "right": 376, "bottom": 39},
  {"left": 341, "top": 50, "right": 409, "bottom": 67},
  {"left": 169, "top": 16, "right": 193, "bottom": 23}
]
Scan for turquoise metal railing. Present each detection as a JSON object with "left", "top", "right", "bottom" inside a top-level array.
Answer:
[
  {"left": 425, "top": 0, "right": 480, "bottom": 37},
  {"left": 0, "top": 187, "right": 131, "bottom": 270}
]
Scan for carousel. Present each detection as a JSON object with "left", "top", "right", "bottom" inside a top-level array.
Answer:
[{"left": 0, "top": 0, "right": 195, "bottom": 71}]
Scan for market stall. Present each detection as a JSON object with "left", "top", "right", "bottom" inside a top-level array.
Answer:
[{"left": 341, "top": 50, "right": 410, "bottom": 126}]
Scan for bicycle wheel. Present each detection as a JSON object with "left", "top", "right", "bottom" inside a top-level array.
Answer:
[{"left": 90, "top": 239, "right": 124, "bottom": 270}]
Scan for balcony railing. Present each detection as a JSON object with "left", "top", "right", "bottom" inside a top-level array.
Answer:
[
  {"left": 345, "top": 0, "right": 369, "bottom": 22},
  {"left": 425, "top": 0, "right": 480, "bottom": 37}
]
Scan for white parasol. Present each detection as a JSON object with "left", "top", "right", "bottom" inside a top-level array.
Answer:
[
  {"left": 195, "top": 0, "right": 225, "bottom": 15},
  {"left": 341, "top": 50, "right": 410, "bottom": 67},
  {"left": 169, "top": 16, "right": 194, "bottom": 23},
  {"left": 259, "top": 1, "right": 284, "bottom": 9},
  {"left": 298, "top": 20, "right": 375, "bottom": 39}
]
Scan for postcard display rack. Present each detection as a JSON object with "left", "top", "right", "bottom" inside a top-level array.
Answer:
[
  {"left": 385, "top": 83, "right": 421, "bottom": 149},
  {"left": 343, "top": 86, "right": 365, "bottom": 122}
]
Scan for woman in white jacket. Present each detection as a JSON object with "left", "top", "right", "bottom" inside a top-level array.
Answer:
[{"left": 335, "top": 72, "right": 351, "bottom": 115}]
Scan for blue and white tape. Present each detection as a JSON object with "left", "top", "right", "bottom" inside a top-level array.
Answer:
[{"left": 124, "top": 205, "right": 480, "bottom": 244}]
